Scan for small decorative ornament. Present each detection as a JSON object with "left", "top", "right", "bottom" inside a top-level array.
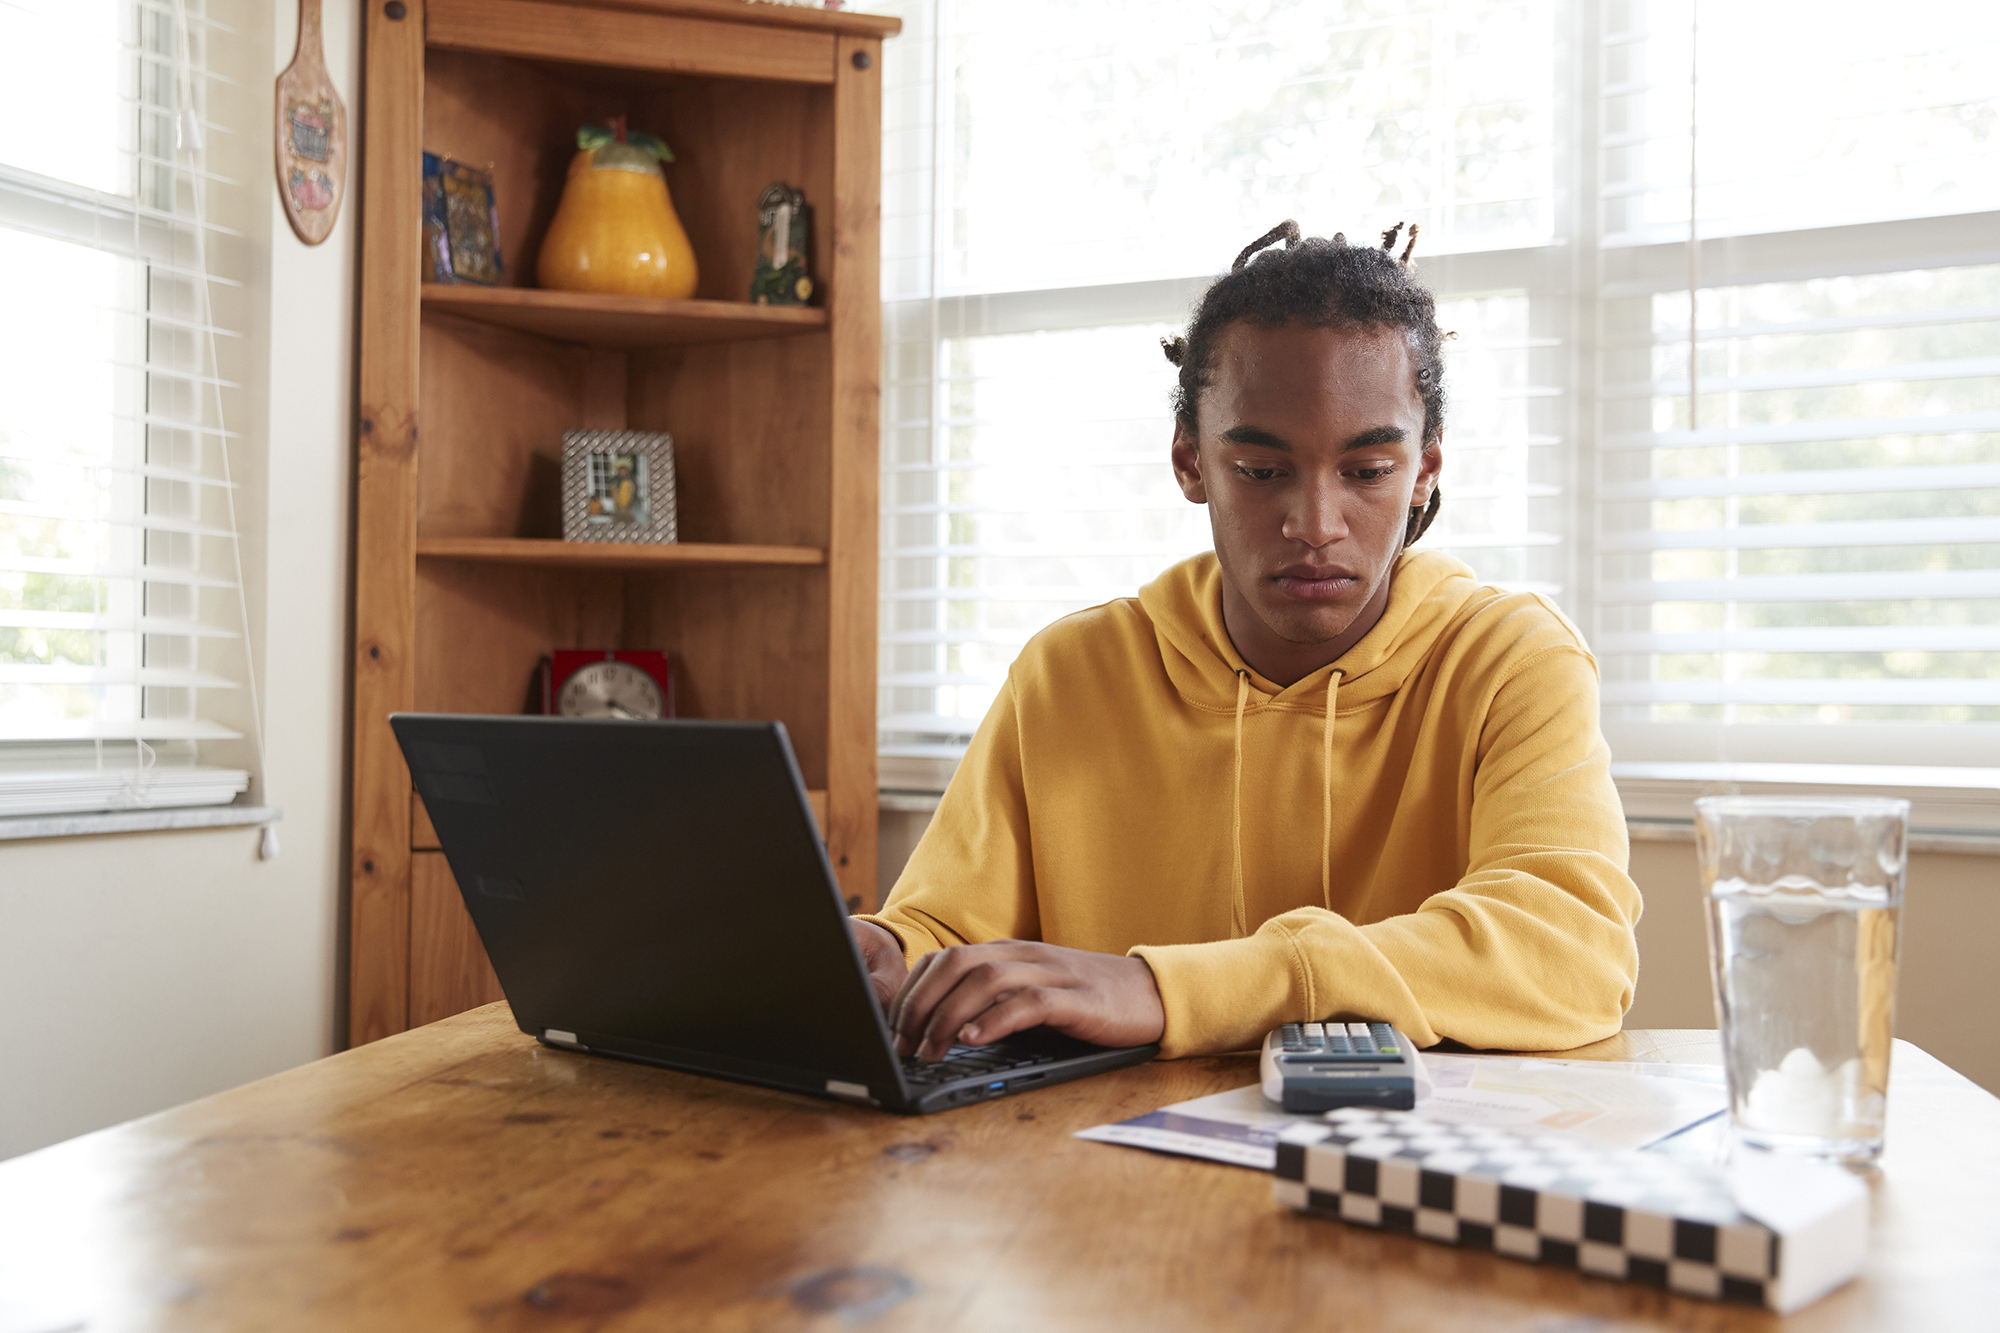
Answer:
[
  {"left": 561, "top": 429, "right": 678, "bottom": 545},
  {"left": 422, "top": 154, "right": 504, "bottom": 285},
  {"left": 538, "top": 118, "right": 699, "bottom": 299},
  {"left": 542, "top": 650, "right": 674, "bottom": 720},
  {"left": 752, "top": 182, "right": 815, "bottom": 305},
  {"left": 274, "top": 0, "right": 347, "bottom": 245}
]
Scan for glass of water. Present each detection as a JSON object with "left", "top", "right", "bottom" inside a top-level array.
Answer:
[{"left": 1694, "top": 796, "right": 1908, "bottom": 1166}]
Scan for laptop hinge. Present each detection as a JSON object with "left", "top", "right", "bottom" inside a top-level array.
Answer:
[
  {"left": 826, "top": 1079, "right": 873, "bottom": 1103},
  {"left": 542, "top": 1028, "right": 587, "bottom": 1051}
]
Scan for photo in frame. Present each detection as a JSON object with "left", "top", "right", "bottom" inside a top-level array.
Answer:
[
  {"left": 422, "top": 152, "right": 503, "bottom": 286},
  {"left": 561, "top": 429, "right": 678, "bottom": 544}
]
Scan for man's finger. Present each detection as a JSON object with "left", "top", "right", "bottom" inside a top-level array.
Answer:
[
  {"left": 892, "top": 946, "right": 980, "bottom": 1054},
  {"left": 888, "top": 948, "right": 942, "bottom": 1040},
  {"left": 914, "top": 982, "right": 1030, "bottom": 1063},
  {"left": 913, "top": 960, "right": 1054, "bottom": 1061},
  {"left": 955, "top": 986, "right": 1060, "bottom": 1049},
  {"left": 918, "top": 981, "right": 1052, "bottom": 1062},
  {"left": 889, "top": 943, "right": 1059, "bottom": 1057},
  {"left": 896, "top": 948, "right": 1012, "bottom": 1056}
]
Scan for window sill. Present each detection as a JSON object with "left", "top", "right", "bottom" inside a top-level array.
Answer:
[
  {"left": 1627, "top": 816, "right": 2000, "bottom": 857},
  {"left": 1613, "top": 762, "right": 2000, "bottom": 840},
  {"left": 0, "top": 804, "right": 282, "bottom": 843}
]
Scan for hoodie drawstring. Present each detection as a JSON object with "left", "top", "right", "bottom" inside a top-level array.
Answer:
[
  {"left": 1322, "top": 669, "right": 1342, "bottom": 911},
  {"left": 1231, "top": 668, "right": 1250, "bottom": 938},
  {"left": 1232, "top": 666, "right": 1342, "bottom": 930}
]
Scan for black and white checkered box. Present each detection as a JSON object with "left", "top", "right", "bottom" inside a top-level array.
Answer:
[{"left": 1273, "top": 1108, "right": 1868, "bottom": 1313}]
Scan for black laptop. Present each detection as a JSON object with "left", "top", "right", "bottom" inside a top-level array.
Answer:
[{"left": 390, "top": 714, "right": 1157, "bottom": 1113}]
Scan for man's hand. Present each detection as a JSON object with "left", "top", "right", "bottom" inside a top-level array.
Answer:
[
  {"left": 849, "top": 918, "right": 910, "bottom": 1010},
  {"left": 887, "top": 940, "right": 1165, "bottom": 1062}
]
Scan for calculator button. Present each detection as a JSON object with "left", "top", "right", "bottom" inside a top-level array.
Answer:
[{"left": 1304, "top": 1022, "right": 1325, "bottom": 1038}]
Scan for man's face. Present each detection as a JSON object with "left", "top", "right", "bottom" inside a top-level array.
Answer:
[{"left": 1171, "top": 321, "right": 1440, "bottom": 667}]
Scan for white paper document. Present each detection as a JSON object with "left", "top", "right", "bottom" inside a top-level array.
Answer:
[{"left": 1075, "top": 1054, "right": 1727, "bottom": 1171}]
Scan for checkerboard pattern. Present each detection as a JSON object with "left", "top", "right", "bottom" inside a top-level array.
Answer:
[{"left": 1273, "top": 1109, "right": 1845, "bottom": 1309}]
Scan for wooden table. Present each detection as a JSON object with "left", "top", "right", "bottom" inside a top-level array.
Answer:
[{"left": 2, "top": 1009, "right": 1994, "bottom": 1331}]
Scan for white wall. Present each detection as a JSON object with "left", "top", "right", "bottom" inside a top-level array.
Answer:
[{"left": 0, "top": 0, "right": 358, "bottom": 1161}]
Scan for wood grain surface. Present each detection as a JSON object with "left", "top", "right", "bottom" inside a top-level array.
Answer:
[
  {"left": 542, "top": 0, "right": 903, "bottom": 39},
  {"left": 347, "top": 0, "right": 426, "bottom": 1046},
  {"left": 416, "top": 538, "right": 826, "bottom": 569},
  {"left": 824, "top": 35, "right": 885, "bottom": 917},
  {"left": 1, "top": 1017, "right": 1993, "bottom": 1331},
  {"left": 428, "top": 0, "right": 837, "bottom": 85},
  {"left": 409, "top": 853, "right": 506, "bottom": 1026},
  {"left": 421, "top": 285, "right": 828, "bottom": 349}
]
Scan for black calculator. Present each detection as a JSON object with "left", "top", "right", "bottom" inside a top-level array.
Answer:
[{"left": 1259, "top": 1020, "right": 1424, "bottom": 1112}]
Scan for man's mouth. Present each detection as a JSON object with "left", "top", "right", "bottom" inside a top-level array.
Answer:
[{"left": 1271, "top": 565, "right": 1360, "bottom": 601}]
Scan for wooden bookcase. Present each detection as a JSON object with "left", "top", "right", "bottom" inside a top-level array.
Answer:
[{"left": 349, "top": 0, "right": 897, "bottom": 1046}]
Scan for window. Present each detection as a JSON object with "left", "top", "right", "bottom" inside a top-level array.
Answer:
[
  {"left": 1593, "top": 0, "right": 2000, "bottom": 773},
  {"left": 0, "top": 0, "right": 255, "bottom": 816},
  {"left": 873, "top": 0, "right": 1568, "bottom": 749},
  {"left": 870, "top": 0, "right": 2000, "bottom": 801}
]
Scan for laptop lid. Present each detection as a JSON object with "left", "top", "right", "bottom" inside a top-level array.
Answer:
[{"left": 389, "top": 714, "right": 911, "bottom": 1105}]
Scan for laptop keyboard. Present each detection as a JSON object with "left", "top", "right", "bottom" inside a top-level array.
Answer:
[{"left": 900, "top": 1042, "right": 1061, "bottom": 1086}]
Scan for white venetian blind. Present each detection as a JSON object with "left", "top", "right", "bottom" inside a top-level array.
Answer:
[
  {"left": 870, "top": 0, "right": 1567, "bottom": 746},
  {"left": 0, "top": 0, "right": 256, "bottom": 813},
  {"left": 1593, "top": 0, "right": 2000, "bottom": 768}
]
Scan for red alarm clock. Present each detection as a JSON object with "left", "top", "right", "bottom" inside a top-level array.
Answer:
[{"left": 543, "top": 649, "right": 674, "bottom": 720}]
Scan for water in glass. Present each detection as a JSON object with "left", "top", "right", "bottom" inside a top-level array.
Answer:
[
  {"left": 1707, "top": 875, "right": 1898, "bottom": 1162},
  {"left": 1696, "top": 796, "right": 1907, "bottom": 1166}
]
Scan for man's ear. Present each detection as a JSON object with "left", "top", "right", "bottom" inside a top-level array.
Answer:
[
  {"left": 1171, "top": 422, "right": 1207, "bottom": 504},
  {"left": 1412, "top": 436, "right": 1443, "bottom": 506}
]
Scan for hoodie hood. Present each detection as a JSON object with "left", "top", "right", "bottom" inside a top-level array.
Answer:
[{"left": 1138, "top": 548, "right": 1486, "bottom": 711}]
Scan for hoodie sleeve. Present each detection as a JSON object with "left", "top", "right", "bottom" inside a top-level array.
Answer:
[
  {"left": 855, "top": 678, "right": 1041, "bottom": 959},
  {"left": 1132, "top": 645, "right": 1640, "bottom": 1057}
]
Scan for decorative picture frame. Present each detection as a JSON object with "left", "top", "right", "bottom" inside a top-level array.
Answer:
[
  {"left": 421, "top": 152, "right": 503, "bottom": 286},
  {"left": 561, "top": 429, "right": 678, "bottom": 544}
]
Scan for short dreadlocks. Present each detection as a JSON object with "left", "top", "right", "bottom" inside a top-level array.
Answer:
[{"left": 1163, "top": 220, "right": 1446, "bottom": 546}]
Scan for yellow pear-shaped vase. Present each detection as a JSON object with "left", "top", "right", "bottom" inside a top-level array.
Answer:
[{"left": 537, "top": 142, "right": 698, "bottom": 299}]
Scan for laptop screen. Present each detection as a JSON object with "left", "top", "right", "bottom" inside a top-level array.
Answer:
[{"left": 391, "top": 715, "right": 905, "bottom": 1097}]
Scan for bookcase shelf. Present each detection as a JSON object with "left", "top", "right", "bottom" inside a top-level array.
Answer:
[
  {"left": 420, "top": 285, "right": 828, "bottom": 350},
  {"left": 415, "top": 537, "right": 825, "bottom": 569},
  {"left": 350, "top": 0, "right": 893, "bottom": 1046}
]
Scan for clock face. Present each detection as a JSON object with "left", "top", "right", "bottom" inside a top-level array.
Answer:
[{"left": 556, "top": 660, "right": 667, "bottom": 720}]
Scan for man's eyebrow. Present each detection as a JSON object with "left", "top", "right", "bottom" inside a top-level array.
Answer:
[
  {"left": 1218, "top": 425, "right": 1290, "bottom": 451},
  {"left": 1342, "top": 425, "right": 1408, "bottom": 452},
  {"left": 1218, "top": 424, "right": 1410, "bottom": 452}
]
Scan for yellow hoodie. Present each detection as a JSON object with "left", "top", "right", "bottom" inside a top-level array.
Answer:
[{"left": 861, "top": 549, "right": 1640, "bottom": 1058}]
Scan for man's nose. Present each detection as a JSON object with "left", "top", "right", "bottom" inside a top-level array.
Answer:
[{"left": 1281, "top": 472, "right": 1349, "bottom": 549}]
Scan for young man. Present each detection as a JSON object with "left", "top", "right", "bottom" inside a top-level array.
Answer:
[{"left": 852, "top": 221, "right": 1640, "bottom": 1063}]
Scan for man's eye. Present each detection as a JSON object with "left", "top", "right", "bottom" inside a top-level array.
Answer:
[
  {"left": 1350, "top": 466, "right": 1398, "bottom": 482},
  {"left": 1235, "top": 466, "right": 1282, "bottom": 482}
]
